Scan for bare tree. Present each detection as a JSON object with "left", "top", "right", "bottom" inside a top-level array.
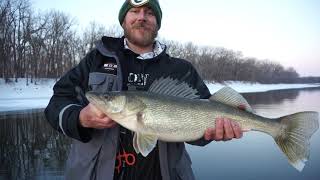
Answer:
[
  {"left": 1, "top": 0, "right": 310, "bottom": 84},
  {"left": 43, "top": 10, "right": 75, "bottom": 78}
]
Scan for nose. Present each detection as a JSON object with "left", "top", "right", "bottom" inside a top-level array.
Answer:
[{"left": 136, "top": 10, "right": 147, "bottom": 21}]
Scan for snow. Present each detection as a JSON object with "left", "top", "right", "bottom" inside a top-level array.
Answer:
[
  {"left": 0, "top": 78, "right": 55, "bottom": 112},
  {"left": 0, "top": 78, "right": 319, "bottom": 112},
  {"left": 205, "top": 81, "right": 320, "bottom": 94}
]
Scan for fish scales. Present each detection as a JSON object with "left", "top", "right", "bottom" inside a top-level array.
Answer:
[
  {"left": 86, "top": 78, "right": 319, "bottom": 172},
  {"left": 135, "top": 92, "right": 279, "bottom": 141}
]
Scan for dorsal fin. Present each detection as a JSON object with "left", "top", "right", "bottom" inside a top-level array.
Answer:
[
  {"left": 210, "top": 86, "right": 254, "bottom": 113},
  {"left": 148, "top": 77, "right": 200, "bottom": 99}
]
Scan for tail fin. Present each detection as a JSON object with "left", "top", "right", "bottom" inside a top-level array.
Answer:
[{"left": 274, "top": 111, "right": 319, "bottom": 171}]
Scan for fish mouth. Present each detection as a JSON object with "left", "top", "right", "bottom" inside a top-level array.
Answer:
[
  {"left": 85, "top": 91, "right": 100, "bottom": 103},
  {"left": 86, "top": 91, "right": 126, "bottom": 114}
]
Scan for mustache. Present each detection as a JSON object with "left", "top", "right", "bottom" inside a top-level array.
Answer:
[{"left": 132, "top": 22, "right": 152, "bottom": 30}]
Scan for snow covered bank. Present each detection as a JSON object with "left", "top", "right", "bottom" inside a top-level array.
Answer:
[
  {"left": 0, "top": 78, "right": 54, "bottom": 99},
  {"left": 0, "top": 78, "right": 54, "bottom": 112},
  {"left": 206, "top": 81, "right": 320, "bottom": 93},
  {"left": 0, "top": 78, "right": 319, "bottom": 112}
]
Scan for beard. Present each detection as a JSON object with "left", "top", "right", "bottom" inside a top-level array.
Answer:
[{"left": 123, "top": 21, "right": 158, "bottom": 48}]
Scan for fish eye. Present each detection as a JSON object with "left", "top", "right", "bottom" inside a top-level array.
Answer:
[{"left": 103, "top": 95, "right": 113, "bottom": 101}]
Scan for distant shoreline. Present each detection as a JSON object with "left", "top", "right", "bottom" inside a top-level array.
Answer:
[{"left": 1, "top": 78, "right": 320, "bottom": 112}]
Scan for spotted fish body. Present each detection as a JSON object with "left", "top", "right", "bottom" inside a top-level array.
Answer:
[
  {"left": 86, "top": 77, "right": 319, "bottom": 172},
  {"left": 123, "top": 91, "right": 274, "bottom": 142}
]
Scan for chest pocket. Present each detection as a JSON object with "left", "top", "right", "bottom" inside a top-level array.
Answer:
[{"left": 88, "top": 72, "right": 121, "bottom": 93}]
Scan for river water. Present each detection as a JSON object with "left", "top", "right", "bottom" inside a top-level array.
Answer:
[
  {"left": 188, "top": 87, "right": 320, "bottom": 180},
  {"left": 0, "top": 87, "right": 319, "bottom": 180}
]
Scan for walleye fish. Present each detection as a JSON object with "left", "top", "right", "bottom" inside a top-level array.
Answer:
[{"left": 86, "top": 77, "right": 319, "bottom": 172}]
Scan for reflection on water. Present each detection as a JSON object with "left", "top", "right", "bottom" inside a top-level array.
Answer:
[
  {"left": 188, "top": 87, "right": 320, "bottom": 180},
  {"left": 243, "top": 87, "right": 320, "bottom": 118},
  {"left": 0, "top": 87, "right": 319, "bottom": 180},
  {"left": 242, "top": 88, "right": 300, "bottom": 105},
  {"left": 0, "top": 109, "right": 71, "bottom": 180}
]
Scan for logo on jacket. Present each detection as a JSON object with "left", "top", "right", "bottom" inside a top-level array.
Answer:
[
  {"left": 103, "top": 63, "right": 117, "bottom": 71},
  {"left": 128, "top": 73, "right": 149, "bottom": 86}
]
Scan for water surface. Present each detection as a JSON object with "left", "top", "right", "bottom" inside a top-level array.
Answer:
[
  {"left": 0, "top": 109, "right": 70, "bottom": 180},
  {"left": 187, "top": 87, "right": 320, "bottom": 180},
  {"left": 0, "top": 88, "right": 319, "bottom": 179}
]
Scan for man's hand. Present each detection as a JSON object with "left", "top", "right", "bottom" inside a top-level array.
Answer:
[
  {"left": 204, "top": 117, "right": 244, "bottom": 141},
  {"left": 79, "top": 103, "right": 117, "bottom": 129}
]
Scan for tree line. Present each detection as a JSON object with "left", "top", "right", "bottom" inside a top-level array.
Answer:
[
  {"left": 163, "top": 41, "right": 307, "bottom": 83},
  {"left": 0, "top": 0, "right": 120, "bottom": 84},
  {"left": 1, "top": 0, "right": 319, "bottom": 84}
]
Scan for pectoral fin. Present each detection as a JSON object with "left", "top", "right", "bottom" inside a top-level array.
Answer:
[{"left": 133, "top": 133, "right": 158, "bottom": 157}]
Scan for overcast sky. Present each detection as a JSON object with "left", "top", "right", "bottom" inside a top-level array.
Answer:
[{"left": 31, "top": 0, "right": 320, "bottom": 77}]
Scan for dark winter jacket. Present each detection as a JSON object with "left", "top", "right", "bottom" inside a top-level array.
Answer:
[{"left": 45, "top": 36, "right": 211, "bottom": 180}]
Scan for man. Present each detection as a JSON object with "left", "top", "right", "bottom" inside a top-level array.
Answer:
[{"left": 45, "top": 0, "right": 244, "bottom": 179}]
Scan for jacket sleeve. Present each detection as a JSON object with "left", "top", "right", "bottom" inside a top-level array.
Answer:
[
  {"left": 183, "top": 62, "right": 213, "bottom": 146},
  {"left": 44, "top": 50, "right": 96, "bottom": 143}
]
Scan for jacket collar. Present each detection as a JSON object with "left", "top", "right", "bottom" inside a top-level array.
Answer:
[
  {"left": 96, "top": 36, "right": 168, "bottom": 61},
  {"left": 123, "top": 38, "right": 165, "bottom": 60},
  {"left": 95, "top": 36, "right": 124, "bottom": 57}
]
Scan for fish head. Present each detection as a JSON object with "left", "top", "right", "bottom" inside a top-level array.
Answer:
[
  {"left": 86, "top": 91, "right": 146, "bottom": 118},
  {"left": 86, "top": 91, "right": 127, "bottom": 114},
  {"left": 86, "top": 91, "right": 147, "bottom": 132}
]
